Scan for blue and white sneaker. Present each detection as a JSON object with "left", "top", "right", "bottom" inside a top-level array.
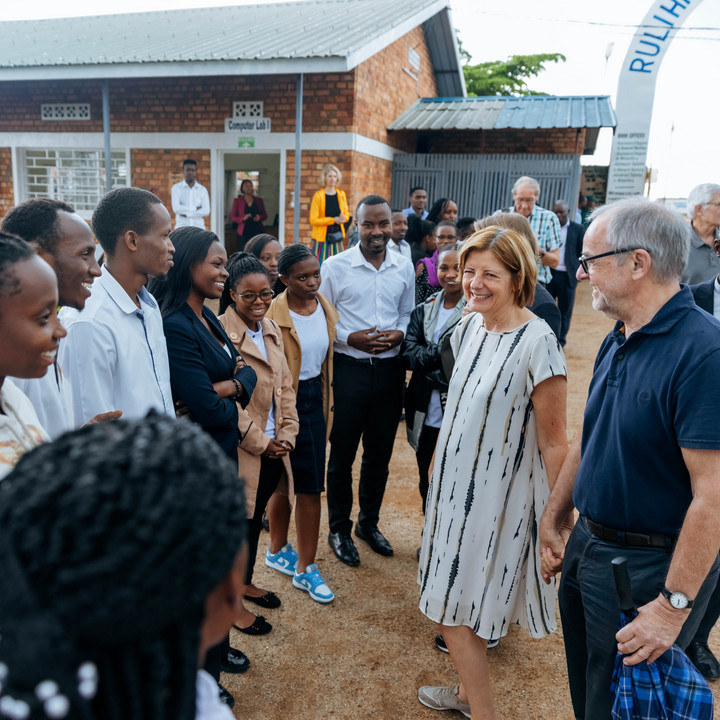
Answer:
[
  {"left": 292, "top": 563, "right": 335, "bottom": 603},
  {"left": 265, "top": 543, "right": 298, "bottom": 576}
]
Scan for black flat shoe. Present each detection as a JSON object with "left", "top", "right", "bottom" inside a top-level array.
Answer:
[
  {"left": 243, "top": 591, "right": 281, "bottom": 609},
  {"left": 233, "top": 616, "right": 272, "bottom": 636},
  {"left": 354, "top": 522, "right": 393, "bottom": 556},
  {"left": 220, "top": 648, "right": 251, "bottom": 674},
  {"left": 687, "top": 640, "right": 720, "bottom": 679},
  {"left": 217, "top": 683, "right": 235, "bottom": 708},
  {"left": 328, "top": 530, "right": 360, "bottom": 566}
]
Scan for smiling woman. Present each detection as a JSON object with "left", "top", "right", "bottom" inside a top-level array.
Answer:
[{"left": 0, "top": 232, "right": 65, "bottom": 478}]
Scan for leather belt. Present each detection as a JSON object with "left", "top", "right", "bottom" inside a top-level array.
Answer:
[{"left": 584, "top": 517, "right": 677, "bottom": 549}]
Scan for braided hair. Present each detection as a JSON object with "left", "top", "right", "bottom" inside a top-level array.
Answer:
[
  {"left": 0, "top": 232, "right": 35, "bottom": 298},
  {"left": 0, "top": 413, "right": 247, "bottom": 720},
  {"left": 277, "top": 243, "right": 315, "bottom": 278},
  {"left": 218, "top": 251, "right": 269, "bottom": 314}
]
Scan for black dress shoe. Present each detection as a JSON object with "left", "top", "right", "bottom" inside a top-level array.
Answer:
[
  {"left": 217, "top": 683, "right": 235, "bottom": 708},
  {"left": 233, "top": 616, "right": 272, "bottom": 635},
  {"left": 354, "top": 522, "right": 393, "bottom": 556},
  {"left": 328, "top": 530, "right": 360, "bottom": 566},
  {"left": 686, "top": 640, "right": 720, "bottom": 679},
  {"left": 243, "top": 591, "right": 281, "bottom": 609},
  {"left": 220, "top": 648, "right": 251, "bottom": 674}
]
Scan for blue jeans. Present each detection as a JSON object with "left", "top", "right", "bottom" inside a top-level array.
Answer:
[{"left": 559, "top": 516, "right": 719, "bottom": 720}]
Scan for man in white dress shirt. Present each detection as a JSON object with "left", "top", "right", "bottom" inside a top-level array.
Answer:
[
  {"left": 2, "top": 199, "right": 121, "bottom": 437},
  {"left": 320, "top": 195, "right": 415, "bottom": 566},
  {"left": 60, "top": 188, "right": 176, "bottom": 423},
  {"left": 171, "top": 159, "right": 210, "bottom": 229},
  {"left": 389, "top": 210, "right": 412, "bottom": 260}
]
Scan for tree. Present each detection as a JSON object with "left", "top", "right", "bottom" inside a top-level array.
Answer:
[{"left": 462, "top": 53, "right": 566, "bottom": 97}]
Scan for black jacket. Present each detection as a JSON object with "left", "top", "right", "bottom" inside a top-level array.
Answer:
[
  {"left": 561, "top": 221, "right": 586, "bottom": 289},
  {"left": 163, "top": 303, "right": 257, "bottom": 461}
]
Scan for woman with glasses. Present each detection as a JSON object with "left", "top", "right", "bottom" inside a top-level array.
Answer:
[
  {"left": 218, "top": 252, "right": 299, "bottom": 633},
  {"left": 417, "top": 226, "right": 567, "bottom": 720}
]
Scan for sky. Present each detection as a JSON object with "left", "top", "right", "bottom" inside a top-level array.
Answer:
[{"left": 4, "top": 0, "right": 719, "bottom": 200}]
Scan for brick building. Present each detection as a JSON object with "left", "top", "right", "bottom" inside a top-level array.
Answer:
[{"left": 0, "top": 0, "right": 464, "bottom": 246}]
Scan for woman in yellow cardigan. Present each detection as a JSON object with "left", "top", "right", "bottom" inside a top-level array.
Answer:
[
  {"left": 309, "top": 163, "right": 349, "bottom": 265},
  {"left": 265, "top": 243, "right": 339, "bottom": 603}
]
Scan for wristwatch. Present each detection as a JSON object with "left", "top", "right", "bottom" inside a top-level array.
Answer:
[{"left": 661, "top": 586, "right": 694, "bottom": 609}]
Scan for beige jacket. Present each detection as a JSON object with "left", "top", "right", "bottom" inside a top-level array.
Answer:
[
  {"left": 218, "top": 306, "right": 299, "bottom": 515},
  {"left": 267, "top": 291, "right": 338, "bottom": 441}
]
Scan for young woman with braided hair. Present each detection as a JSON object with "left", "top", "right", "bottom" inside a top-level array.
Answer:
[
  {"left": 264, "top": 244, "right": 338, "bottom": 603},
  {"left": 0, "top": 413, "right": 248, "bottom": 720}
]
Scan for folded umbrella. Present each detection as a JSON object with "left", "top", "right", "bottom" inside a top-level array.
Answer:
[{"left": 610, "top": 556, "right": 714, "bottom": 720}]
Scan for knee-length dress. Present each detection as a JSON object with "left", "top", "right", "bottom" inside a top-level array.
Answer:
[{"left": 418, "top": 313, "right": 566, "bottom": 640}]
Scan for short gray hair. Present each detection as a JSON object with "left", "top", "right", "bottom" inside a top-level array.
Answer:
[
  {"left": 512, "top": 176, "right": 540, "bottom": 197},
  {"left": 590, "top": 198, "right": 690, "bottom": 284},
  {"left": 687, "top": 183, "right": 720, "bottom": 219}
]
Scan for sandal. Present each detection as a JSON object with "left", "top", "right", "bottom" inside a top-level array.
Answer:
[
  {"left": 243, "top": 591, "right": 281, "bottom": 609},
  {"left": 234, "top": 616, "right": 272, "bottom": 636}
]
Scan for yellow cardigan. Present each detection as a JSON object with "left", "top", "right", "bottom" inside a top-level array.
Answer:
[{"left": 309, "top": 188, "right": 349, "bottom": 243}]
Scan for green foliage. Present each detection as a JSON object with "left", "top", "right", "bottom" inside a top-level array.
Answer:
[{"left": 462, "top": 53, "right": 566, "bottom": 97}]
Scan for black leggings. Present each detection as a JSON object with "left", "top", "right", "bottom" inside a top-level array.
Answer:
[{"left": 246, "top": 456, "right": 284, "bottom": 585}]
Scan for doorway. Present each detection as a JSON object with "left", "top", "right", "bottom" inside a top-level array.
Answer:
[{"left": 222, "top": 153, "right": 282, "bottom": 254}]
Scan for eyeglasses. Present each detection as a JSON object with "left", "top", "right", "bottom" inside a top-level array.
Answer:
[
  {"left": 578, "top": 247, "right": 645, "bottom": 274},
  {"left": 238, "top": 290, "right": 274, "bottom": 303}
]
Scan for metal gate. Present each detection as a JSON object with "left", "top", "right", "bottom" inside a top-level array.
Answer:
[{"left": 391, "top": 153, "right": 582, "bottom": 219}]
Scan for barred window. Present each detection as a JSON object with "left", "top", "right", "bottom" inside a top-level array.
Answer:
[{"left": 23, "top": 149, "right": 128, "bottom": 218}]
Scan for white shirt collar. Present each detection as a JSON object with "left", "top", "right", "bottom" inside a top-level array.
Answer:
[
  {"left": 349, "top": 242, "right": 400, "bottom": 270},
  {"left": 99, "top": 266, "right": 158, "bottom": 315}
]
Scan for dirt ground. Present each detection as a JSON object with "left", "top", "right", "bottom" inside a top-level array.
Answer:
[{"left": 224, "top": 281, "right": 720, "bottom": 719}]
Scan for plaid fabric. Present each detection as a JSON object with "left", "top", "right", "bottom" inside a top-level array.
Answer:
[
  {"left": 526, "top": 205, "right": 561, "bottom": 285},
  {"left": 611, "top": 614, "right": 714, "bottom": 720}
]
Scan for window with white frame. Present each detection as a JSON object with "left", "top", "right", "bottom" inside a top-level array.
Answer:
[
  {"left": 22, "top": 149, "right": 128, "bottom": 218},
  {"left": 233, "top": 101, "right": 264, "bottom": 118}
]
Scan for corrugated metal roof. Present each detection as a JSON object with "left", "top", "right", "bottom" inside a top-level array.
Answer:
[
  {"left": 389, "top": 95, "right": 617, "bottom": 131},
  {"left": 0, "top": 0, "right": 446, "bottom": 69}
]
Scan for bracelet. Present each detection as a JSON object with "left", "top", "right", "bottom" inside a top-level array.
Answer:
[{"left": 231, "top": 378, "right": 243, "bottom": 401}]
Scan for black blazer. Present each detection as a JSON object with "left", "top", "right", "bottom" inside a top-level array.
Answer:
[
  {"left": 562, "top": 221, "right": 586, "bottom": 289},
  {"left": 690, "top": 278, "right": 715, "bottom": 314},
  {"left": 163, "top": 304, "right": 257, "bottom": 461},
  {"left": 530, "top": 283, "right": 562, "bottom": 338}
]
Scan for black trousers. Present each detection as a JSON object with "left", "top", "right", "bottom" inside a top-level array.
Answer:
[
  {"left": 246, "top": 456, "right": 284, "bottom": 585},
  {"left": 416, "top": 424, "right": 440, "bottom": 515},
  {"left": 326, "top": 354, "right": 404, "bottom": 534},
  {"left": 692, "top": 555, "right": 720, "bottom": 644},
  {"left": 559, "top": 517, "right": 719, "bottom": 720},
  {"left": 547, "top": 269, "right": 576, "bottom": 346}
]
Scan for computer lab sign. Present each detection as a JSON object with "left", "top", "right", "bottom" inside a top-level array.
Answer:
[{"left": 606, "top": 0, "right": 704, "bottom": 202}]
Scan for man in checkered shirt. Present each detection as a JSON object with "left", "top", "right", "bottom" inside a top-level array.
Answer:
[{"left": 507, "top": 175, "right": 562, "bottom": 287}]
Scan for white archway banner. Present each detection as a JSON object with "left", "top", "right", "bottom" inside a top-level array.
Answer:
[{"left": 606, "top": 0, "right": 704, "bottom": 203}]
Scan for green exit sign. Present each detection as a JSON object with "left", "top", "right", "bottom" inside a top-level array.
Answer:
[{"left": 238, "top": 137, "right": 255, "bottom": 148}]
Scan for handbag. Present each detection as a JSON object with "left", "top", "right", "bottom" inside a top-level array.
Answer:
[{"left": 325, "top": 229, "right": 344, "bottom": 245}]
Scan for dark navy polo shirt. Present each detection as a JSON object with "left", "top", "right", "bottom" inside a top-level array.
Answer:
[{"left": 574, "top": 286, "right": 720, "bottom": 535}]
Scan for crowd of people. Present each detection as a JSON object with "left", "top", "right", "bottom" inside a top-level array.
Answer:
[{"left": 1, "top": 176, "right": 720, "bottom": 720}]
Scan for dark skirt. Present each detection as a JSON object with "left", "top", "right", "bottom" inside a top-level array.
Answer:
[{"left": 290, "top": 375, "right": 326, "bottom": 494}]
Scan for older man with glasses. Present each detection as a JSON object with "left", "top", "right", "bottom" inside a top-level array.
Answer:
[
  {"left": 681, "top": 183, "right": 720, "bottom": 285},
  {"left": 539, "top": 198, "right": 720, "bottom": 720},
  {"left": 506, "top": 176, "right": 562, "bottom": 288}
]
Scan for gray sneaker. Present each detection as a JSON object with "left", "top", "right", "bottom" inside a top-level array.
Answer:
[{"left": 417, "top": 685, "right": 471, "bottom": 718}]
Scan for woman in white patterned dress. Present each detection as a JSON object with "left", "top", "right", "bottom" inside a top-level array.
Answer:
[{"left": 417, "top": 226, "right": 568, "bottom": 720}]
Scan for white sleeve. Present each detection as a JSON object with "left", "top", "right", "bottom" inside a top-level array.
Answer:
[
  {"left": 59, "top": 321, "right": 118, "bottom": 424},
  {"left": 396, "top": 261, "right": 415, "bottom": 334}
]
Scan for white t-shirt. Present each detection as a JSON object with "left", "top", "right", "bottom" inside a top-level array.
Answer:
[
  {"left": 247, "top": 326, "right": 276, "bottom": 438},
  {"left": 0, "top": 380, "right": 49, "bottom": 480},
  {"left": 424, "top": 303, "right": 456, "bottom": 429},
  {"left": 289, "top": 302, "right": 328, "bottom": 380},
  {"left": 195, "top": 670, "right": 234, "bottom": 720}
]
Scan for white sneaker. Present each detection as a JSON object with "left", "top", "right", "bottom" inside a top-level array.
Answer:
[
  {"left": 292, "top": 563, "right": 334, "bottom": 603},
  {"left": 417, "top": 685, "right": 471, "bottom": 718}
]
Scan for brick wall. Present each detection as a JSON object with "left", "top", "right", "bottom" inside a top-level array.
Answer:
[
  {"left": 354, "top": 25, "right": 436, "bottom": 151},
  {"left": 401, "top": 128, "right": 587, "bottom": 155},
  {"left": 0, "top": 148, "right": 14, "bottom": 218},
  {"left": 130, "top": 148, "right": 212, "bottom": 219},
  {"left": 581, "top": 165, "right": 608, "bottom": 204}
]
